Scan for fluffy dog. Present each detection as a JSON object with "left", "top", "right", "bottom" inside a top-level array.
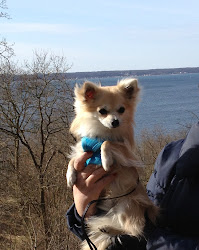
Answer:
[{"left": 66, "top": 78, "right": 158, "bottom": 250}]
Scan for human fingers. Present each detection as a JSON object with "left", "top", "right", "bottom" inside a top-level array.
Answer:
[
  {"left": 95, "top": 172, "right": 117, "bottom": 191},
  {"left": 75, "top": 164, "right": 100, "bottom": 185},
  {"left": 74, "top": 152, "right": 93, "bottom": 172},
  {"left": 85, "top": 166, "right": 109, "bottom": 184}
]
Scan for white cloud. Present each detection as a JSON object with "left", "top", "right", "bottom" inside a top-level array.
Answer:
[{"left": 0, "top": 22, "right": 97, "bottom": 35}]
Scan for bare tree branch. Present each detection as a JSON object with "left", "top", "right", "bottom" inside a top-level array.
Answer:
[
  {"left": 0, "top": 0, "right": 10, "bottom": 19},
  {"left": 0, "top": 50, "right": 75, "bottom": 249}
]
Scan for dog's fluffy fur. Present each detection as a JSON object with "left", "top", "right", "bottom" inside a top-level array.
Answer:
[{"left": 66, "top": 79, "right": 158, "bottom": 250}]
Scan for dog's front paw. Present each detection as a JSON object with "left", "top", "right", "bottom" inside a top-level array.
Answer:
[
  {"left": 66, "top": 161, "right": 77, "bottom": 188},
  {"left": 101, "top": 141, "right": 113, "bottom": 171}
]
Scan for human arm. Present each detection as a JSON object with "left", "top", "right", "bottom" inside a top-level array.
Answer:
[{"left": 66, "top": 152, "right": 116, "bottom": 239}]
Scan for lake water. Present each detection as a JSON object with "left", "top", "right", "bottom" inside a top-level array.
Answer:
[{"left": 72, "top": 73, "right": 199, "bottom": 136}]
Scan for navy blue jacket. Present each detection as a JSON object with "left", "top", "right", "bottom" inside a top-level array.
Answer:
[
  {"left": 146, "top": 122, "right": 199, "bottom": 249},
  {"left": 66, "top": 122, "right": 199, "bottom": 249}
]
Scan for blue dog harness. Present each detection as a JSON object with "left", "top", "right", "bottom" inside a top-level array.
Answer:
[{"left": 81, "top": 137, "right": 105, "bottom": 166}]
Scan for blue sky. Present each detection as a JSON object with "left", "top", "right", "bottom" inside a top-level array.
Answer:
[{"left": 1, "top": 0, "right": 199, "bottom": 72}]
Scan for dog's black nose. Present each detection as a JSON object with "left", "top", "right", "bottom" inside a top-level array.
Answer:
[{"left": 112, "top": 119, "right": 119, "bottom": 128}]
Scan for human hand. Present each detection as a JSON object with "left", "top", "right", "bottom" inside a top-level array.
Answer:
[{"left": 72, "top": 152, "right": 116, "bottom": 218}]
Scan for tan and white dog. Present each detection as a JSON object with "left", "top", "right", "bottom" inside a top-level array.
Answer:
[{"left": 66, "top": 78, "right": 158, "bottom": 250}]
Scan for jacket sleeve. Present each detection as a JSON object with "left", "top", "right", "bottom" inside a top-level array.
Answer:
[
  {"left": 106, "top": 235, "right": 146, "bottom": 250},
  {"left": 146, "top": 139, "right": 183, "bottom": 206},
  {"left": 147, "top": 228, "right": 199, "bottom": 250},
  {"left": 66, "top": 203, "right": 85, "bottom": 240}
]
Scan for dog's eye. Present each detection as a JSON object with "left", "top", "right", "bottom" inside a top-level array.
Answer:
[
  {"left": 99, "top": 108, "right": 108, "bottom": 115},
  {"left": 118, "top": 107, "right": 125, "bottom": 114}
]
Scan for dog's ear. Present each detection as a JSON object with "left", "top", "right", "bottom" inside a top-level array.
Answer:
[
  {"left": 75, "top": 81, "right": 99, "bottom": 101},
  {"left": 84, "top": 82, "right": 97, "bottom": 101},
  {"left": 117, "top": 78, "right": 139, "bottom": 99}
]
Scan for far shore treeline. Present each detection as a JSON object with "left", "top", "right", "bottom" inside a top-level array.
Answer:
[{"left": 67, "top": 67, "right": 199, "bottom": 79}]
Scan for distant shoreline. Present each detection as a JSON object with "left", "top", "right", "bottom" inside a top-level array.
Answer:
[{"left": 67, "top": 67, "right": 199, "bottom": 79}]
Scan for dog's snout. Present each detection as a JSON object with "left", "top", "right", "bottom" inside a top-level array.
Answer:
[{"left": 112, "top": 119, "right": 119, "bottom": 128}]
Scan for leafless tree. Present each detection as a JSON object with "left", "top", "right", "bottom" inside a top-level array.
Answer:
[
  {"left": 0, "top": 51, "right": 77, "bottom": 249},
  {"left": 0, "top": 0, "right": 14, "bottom": 62}
]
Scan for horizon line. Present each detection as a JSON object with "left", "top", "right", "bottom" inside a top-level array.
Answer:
[{"left": 68, "top": 66, "right": 199, "bottom": 74}]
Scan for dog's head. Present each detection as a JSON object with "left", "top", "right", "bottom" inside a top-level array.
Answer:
[{"left": 71, "top": 78, "right": 140, "bottom": 139}]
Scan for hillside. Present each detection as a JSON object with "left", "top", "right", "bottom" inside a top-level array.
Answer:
[{"left": 67, "top": 67, "right": 199, "bottom": 79}]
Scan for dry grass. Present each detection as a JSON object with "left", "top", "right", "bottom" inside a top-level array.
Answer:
[
  {"left": 0, "top": 148, "right": 80, "bottom": 250},
  {"left": 136, "top": 126, "right": 188, "bottom": 186}
]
